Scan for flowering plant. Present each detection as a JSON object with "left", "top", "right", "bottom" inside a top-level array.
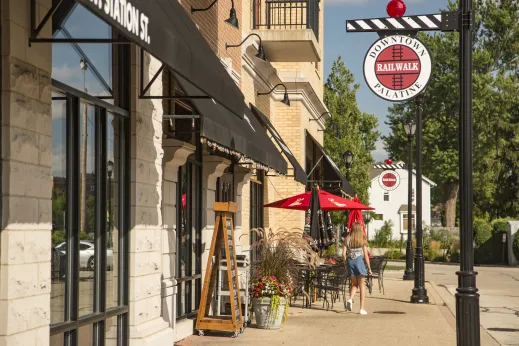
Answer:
[
  {"left": 250, "top": 275, "right": 292, "bottom": 299},
  {"left": 325, "top": 257, "right": 336, "bottom": 265}
]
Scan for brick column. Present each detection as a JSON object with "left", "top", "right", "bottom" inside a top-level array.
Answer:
[
  {"left": 161, "top": 139, "right": 195, "bottom": 330},
  {"left": 125, "top": 50, "right": 173, "bottom": 344},
  {"left": 0, "top": 0, "right": 53, "bottom": 344}
]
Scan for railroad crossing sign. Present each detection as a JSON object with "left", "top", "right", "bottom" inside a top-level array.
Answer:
[{"left": 347, "top": 4, "right": 480, "bottom": 345}]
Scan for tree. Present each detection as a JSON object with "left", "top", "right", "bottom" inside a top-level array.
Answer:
[
  {"left": 383, "top": 0, "right": 519, "bottom": 226},
  {"left": 324, "top": 57, "right": 380, "bottom": 224}
]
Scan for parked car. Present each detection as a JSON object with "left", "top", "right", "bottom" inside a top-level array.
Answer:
[{"left": 54, "top": 241, "right": 113, "bottom": 270}]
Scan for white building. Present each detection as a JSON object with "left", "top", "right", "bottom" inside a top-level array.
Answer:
[{"left": 366, "top": 162, "right": 436, "bottom": 240}]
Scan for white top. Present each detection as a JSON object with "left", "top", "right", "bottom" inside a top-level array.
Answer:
[{"left": 346, "top": 237, "right": 364, "bottom": 260}]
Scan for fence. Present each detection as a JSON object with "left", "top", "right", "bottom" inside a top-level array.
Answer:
[{"left": 252, "top": 0, "right": 320, "bottom": 41}]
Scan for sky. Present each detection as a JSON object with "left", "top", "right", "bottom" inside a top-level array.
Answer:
[{"left": 322, "top": 0, "right": 450, "bottom": 162}]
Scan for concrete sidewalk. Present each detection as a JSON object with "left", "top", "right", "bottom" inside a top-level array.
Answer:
[{"left": 176, "top": 278, "right": 458, "bottom": 346}]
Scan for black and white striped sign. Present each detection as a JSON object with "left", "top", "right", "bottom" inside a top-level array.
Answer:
[
  {"left": 373, "top": 163, "right": 404, "bottom": 170},
  {"left": 347, "top": 14, "right": 442, "bottom": 32}
]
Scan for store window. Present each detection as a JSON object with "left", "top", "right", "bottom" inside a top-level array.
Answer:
[
  {"left": 51, "top": 4, "right": 129, "bottom": 345},
  {"left": 176, "top": 120, "right": 203, "bottom": 319},
  {"left": 402, "top": 213, "right": 416, "bottom": 232},
  {"left": 250, "top": 170, "right": 265, "bottom": 263}
]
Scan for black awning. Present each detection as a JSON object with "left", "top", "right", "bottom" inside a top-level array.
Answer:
[
  {"left": 307, "top": 132, "right": 356, "bottom": 196},
  {"left": 176, "top": 76, "right": 288, "bottom": 174},
  {"left": 249, "top": 104, "right": 307, "bottom": 185},
  {"left": 77, "top": 0, "right": 244, "bottom": 117}
]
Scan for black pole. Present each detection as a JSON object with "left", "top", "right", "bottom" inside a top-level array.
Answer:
[
  {"left": 403, "top": 135, "right": 414, "bottom": 281},
  {"left": 456, "top": 0, "right": 480, "bottom": 344},
  {"left": 411, "top": 94, "right": 428, "bottom": 304}
]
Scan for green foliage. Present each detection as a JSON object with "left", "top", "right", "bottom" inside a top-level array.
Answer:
[
  {"left": 491, "top": 219, "right": 510, "bottom": 235},
  {"left": 51, "top": 230, "right": 92, "bottom": 247},
  {"left": 325, "top": 245, "right": 336, "bottom": 258},
  {"left": 52, "top": 231, "right": 66, "bottom": 247},
  {"left": 384, "top": 249, "right": 405, "bottom": 260},
  {"left": 473, "top": 219, "right": 492, "bottom": 248},
  {"left": 372, "top": 220, "right": 393, "bottom": 248},
  {"left": 324, "top": 57, "right": 380, "bottom": 224},
  {"left": 383, "top": 0, "right": 519, "bottom": 224},
  {"left": 514, "top": 231, "right": 519, "bottom": 261}
]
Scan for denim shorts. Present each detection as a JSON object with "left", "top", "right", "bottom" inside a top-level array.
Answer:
[{"left": 347, "top": 256, "right": 367, "bottom": 277}]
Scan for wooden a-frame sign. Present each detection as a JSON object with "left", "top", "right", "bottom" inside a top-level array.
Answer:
[{"left": 196, "top": 202, "right": 243, "bottom": 336}]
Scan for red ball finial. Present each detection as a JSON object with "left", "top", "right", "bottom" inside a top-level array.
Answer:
[
  {"left": 387, "top": 0, "right": 406, "bottom": 18},
  {"left": 385, "top": 159, "right": 393, "bottom": 165}
]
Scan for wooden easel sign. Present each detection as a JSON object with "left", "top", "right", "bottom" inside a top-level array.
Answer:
[{"left": 196, "top": 202, "right": 244, "bottom": 337}]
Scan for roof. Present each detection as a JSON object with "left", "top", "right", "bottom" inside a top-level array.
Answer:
[
  {"left": 370, "top": 161, "right": 436, "bottom": 187},
  {"left": 398, "top": 204, "right": 416, "bottom": 213}
]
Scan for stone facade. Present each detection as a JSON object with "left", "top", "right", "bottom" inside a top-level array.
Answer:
[
  {"left": 0, "top": 0, "right": 327, "bottom": 344},
  {"left": 0, "top": 0, "right": 53, "bottom": 345}
]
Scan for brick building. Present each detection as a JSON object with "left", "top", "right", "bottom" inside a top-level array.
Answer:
[{"left": 0, "top": 0, "right": 353, "bottom": 345}]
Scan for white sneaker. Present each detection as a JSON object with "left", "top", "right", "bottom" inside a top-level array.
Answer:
[
  {"left": 346, "top": 299, "right": 353, "bottom": 311},
  {"left": 360, "top": 309, "right": 368, "bottom": 315}
]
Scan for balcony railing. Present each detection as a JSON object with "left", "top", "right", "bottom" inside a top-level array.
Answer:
[{"left": 252, "top": 0, "right": 320, "bottom": 41}]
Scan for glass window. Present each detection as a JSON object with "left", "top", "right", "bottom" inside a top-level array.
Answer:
[
  {"left": 52, "top": 4, "right": 113, "bottom": 99},
  {"left": 384, "top": 192, "right": 390, "bottom": 201},
  {"left": 50, "top": 3, "right": 129, "bottom": 345},
  {"left": 51, "top": 91, "right": 67, "bottom": 325},
  {"left": 403, "top": 213, "right": 416, "bottom": 231},
  {"left": 250, "top": 170, "right": 264, "bottom": 263},
  {"left": 176, "top": 121, "right": 202, "bottom": 319}
]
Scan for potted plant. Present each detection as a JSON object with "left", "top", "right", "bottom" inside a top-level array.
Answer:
[{"left": 250, "top": 228, "right": 318, "bottom": 329}]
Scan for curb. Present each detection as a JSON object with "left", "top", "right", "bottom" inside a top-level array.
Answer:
[
  {"left": 427, "top": 281, "right": 501, "bottom": 346},
  {"left": 387, "top": 259, "right": 518, "bottom": 268}
]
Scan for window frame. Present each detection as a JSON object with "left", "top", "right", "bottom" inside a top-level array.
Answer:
[
  {"left": 175, "top": 120, "right": 203, "bottom": 320},
  {"left": 49, "top": 79, "right": 130, "bottom": 346}
]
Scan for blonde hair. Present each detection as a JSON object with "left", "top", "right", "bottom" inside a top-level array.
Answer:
[{"left": 349, "top": 222, "right": 366, "bottom": 248}]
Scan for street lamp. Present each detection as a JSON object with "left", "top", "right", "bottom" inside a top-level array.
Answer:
[
  {"left": 257, "top": 83, "right": 290, "bottom": 106},
  {"left": 402, "top": 118, "right": 416, "bottom": 281},
  {"left": 107, "top": 160, "right": 114, "bottom": 231},
  {"left": 343, "top": 150, "right": 354, "bottom": 180},
  {"left": 411, "top": 94, "right": 428, "bottom": 304}
]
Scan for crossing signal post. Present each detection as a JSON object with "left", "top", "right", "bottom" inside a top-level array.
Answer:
[{"left": 346, "top": 1, "right": 480, "bottom": 345}]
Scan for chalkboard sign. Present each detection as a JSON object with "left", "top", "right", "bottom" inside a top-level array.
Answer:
[{"left": 196, "top": 202, "right": 243, "bottom": 336}]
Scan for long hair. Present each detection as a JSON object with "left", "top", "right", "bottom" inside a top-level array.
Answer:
[{"left": 349, "top": 222, "right": 366, "bottom": 248}]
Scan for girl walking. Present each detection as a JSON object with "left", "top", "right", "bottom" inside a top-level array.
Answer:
[{"left": 342, "top": 222, "right": 372, "bottom": 315}]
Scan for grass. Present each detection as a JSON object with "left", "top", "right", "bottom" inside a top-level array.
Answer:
[{"left": 385, "top": 265, "right": 406, "bottom": 271}]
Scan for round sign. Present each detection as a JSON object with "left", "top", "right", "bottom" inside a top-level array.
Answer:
[
  {"left": 378, "top": 170, "right": 400, "bottom": 191},
  {"left": 364, "top": 35, "right": 432, "bottom": 102}
]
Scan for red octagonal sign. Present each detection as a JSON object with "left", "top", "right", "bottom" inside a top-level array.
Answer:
[{"left": 378, "top": 170, "right": 400, "bottom": 191}]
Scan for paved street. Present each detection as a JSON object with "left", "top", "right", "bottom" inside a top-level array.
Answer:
[
  {"left": 177, "top": 277, "right": 458, "bottom": 346},
  {"left": 385, "top": 262, "right": 519, "bottom": 346}
]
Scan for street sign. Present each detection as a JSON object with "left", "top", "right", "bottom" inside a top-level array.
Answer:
[
  {"left": 378, "top": 170, "right": 400, "bottom": 191},
  {"left": 364, "top": 35, "right": 431, "bottom": 101}
]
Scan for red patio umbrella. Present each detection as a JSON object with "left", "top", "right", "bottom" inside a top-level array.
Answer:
[
  {"left": 347, "top": 196, "right": 367, "bottom": 235},
  {"left": 263, "top": 189, "right": 373, "bottom": 211}
]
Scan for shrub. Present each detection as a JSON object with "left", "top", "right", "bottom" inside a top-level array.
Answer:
[
  {"left": 385, "top": 249, "right": 405, "bottom": 260},
  {"left": 514, "top": 231, "right": 519, "bottom": 261},
  {"left": 428, "top": 240, "right": 441, "bottom": 252},
  {"left": 449, "top": 251, "right": 460, "bottom": 263},
  {"left": 491, "top": 219, "right": 510, "bottom": 235},
  {"left": 473, "top": 218, "right": 492, "bottom": 248},
  {"left": 424, "top": 249, "right": 440, "bottom": 261},
  {"left": 373, "top": 220, "right": 393, "bottom": 248},
  {"left": 325, "top": 245, "right": 336, "bottom": 258},
  {"left": 52, "top": 231, "right": 66, "bottom": 247}
]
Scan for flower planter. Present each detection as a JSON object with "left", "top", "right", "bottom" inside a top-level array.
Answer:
[{"left": 252, "top": 297, "right": 287, "bottom": 329}]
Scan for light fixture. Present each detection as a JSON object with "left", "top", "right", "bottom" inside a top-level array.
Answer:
[
  {"left": 310, "top": 112, "right": 331, "bottom": 122},
  {"left": 387, "top": 0, "right": 406, "bottom": 18},
  {"left": 402, "top": 118, "right": 416, "bottom": 138},
  {"left": 107, "top": 160, "right": 114, "bottom": 177},
  {"left": 191, "top": 0, "right": 239, "bottom": 29},
  {"left": 257, "top": 83, "right": 290, "bottom": 106},
  {"left": 80, "top": 58, "right": 88, "bottom": 71},
  {"left": 343, "top": 150, "right": 354, "bottom": 169},
  {"left": 226, "top": 33, "right": 266, "bottom": 61}
]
